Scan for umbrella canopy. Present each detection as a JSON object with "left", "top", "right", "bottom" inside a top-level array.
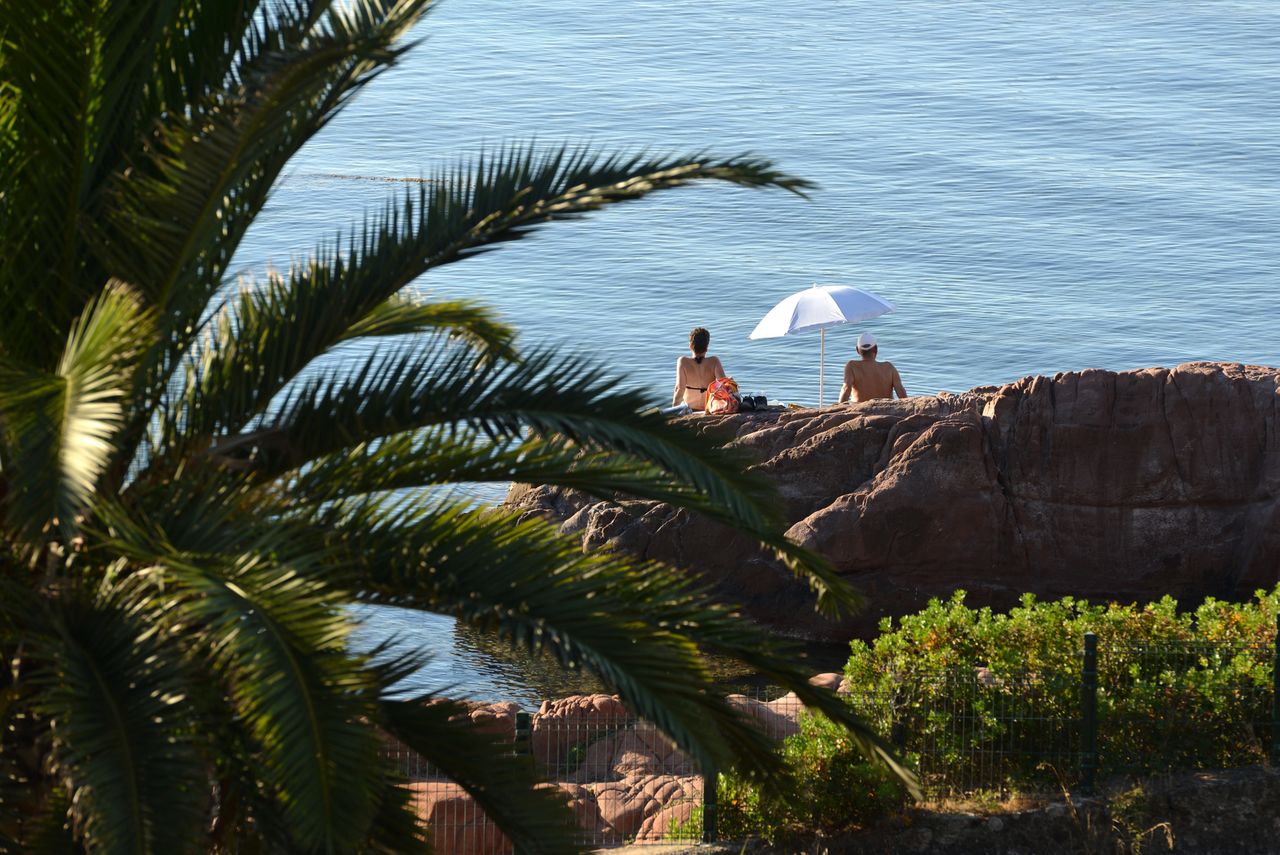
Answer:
[
  {"left": 748, "top": 284, "right": 895, "bottom": 406},
  {"left": 748, "top": 284, "right": 895, "bottom": 340}
]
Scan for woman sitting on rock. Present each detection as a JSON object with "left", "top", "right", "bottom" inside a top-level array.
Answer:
[{"left": 669, "top": 327, "right": 727, "bottom": 412}]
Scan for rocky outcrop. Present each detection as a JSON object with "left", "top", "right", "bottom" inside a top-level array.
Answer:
[
  {"left": 407, "top": 781, "right": 511, "bottom": 855},
  {"left": 506, "top": 362, "right": 1280, "bottom": 639},
  {"left": 530, "top": 693, "right": 629, "bottom": 769}
]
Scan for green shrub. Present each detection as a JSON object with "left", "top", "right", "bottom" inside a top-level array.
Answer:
[
  {"left": 843, "top": 587, "right": 1280, "bottom": 792},
  {"left": 717, "top": 712, "right": 908, "bottom": 843},
  {"left": 663, "top": 805, "right": 703, "bottom": 842}
]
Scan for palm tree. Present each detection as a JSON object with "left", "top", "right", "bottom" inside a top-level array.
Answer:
[{"left": 0, "top": 1, "right": 913, "bottom": 852}]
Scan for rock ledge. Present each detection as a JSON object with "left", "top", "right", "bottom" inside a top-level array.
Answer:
[{"left": 508, "top": 362, "right": 1280, "bottom": 639}]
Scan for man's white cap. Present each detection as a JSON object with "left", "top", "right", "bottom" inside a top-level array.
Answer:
[{"left": 856, "top": 332, "right": 878, "bottom": 352}]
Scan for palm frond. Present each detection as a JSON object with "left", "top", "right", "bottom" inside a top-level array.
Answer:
[
  {"left": 552, "top": 556, "right": 921, "bottom": 798},
  {"left": 144, "top": 0, "right": 270, "bottom": 121},
  {"left": 29, "top": 586, "right": 208, "bottom": 855},
  {"left": 94, "top": 0, "right": 432, "bottom": 321},
  {"left": 260, "top": 345, "right": 857, "bottom": 614},
  {"left": 0, "top": 0, "right": 101, "bottom": 359},
  {"left": 329, "top": 499, "right": 918, "bottom": 797},
  {"left": 338, "top": 294, "right": 516, "bottom": 356},
  {"left": 100, "top": 514, "right": 386, "bottom": 852},
  {"left": 99, "top": 1, "right": 433, "bottom": 476},
  {"left": 157, "top": 284, "right": 514, "bottom": 459},
  {"left": 142, "top": 140, "right": 806, "bottom": 476},
  {"left": 1, "top": 786, "right": 81, "bottom": 855},
  {"left": 361, "top": 774, "right": 431, "bottom": 855},
  {"left": 399, "top": 143, "right": 812, "bottom": 279},
  {"left": 324, "top": 499, "right": 799, "bottom": 779},
  {"left": 0, "top": 580, "right": 78, "bottom": 853},
  {"left": 0, "top": 281, "right": 152, "bottom": 543}
]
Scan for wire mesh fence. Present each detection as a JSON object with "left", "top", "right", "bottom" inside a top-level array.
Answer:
[
  {"left": 1097, "top": 638, "right": 1276, "bottom": 778},
  {"left": 383, "top": 628, "right": 1280, "bottom": 852},
  {"left": 382, "top": 694, "right": 753, "bottom": 853},
  {"left": 844, "top": 669, "right": 1083, "bottom": 798}
]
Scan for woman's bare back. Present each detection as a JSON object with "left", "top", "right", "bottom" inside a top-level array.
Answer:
[{"left": 672, "top": 355, "right": 726, "bottom": 409}]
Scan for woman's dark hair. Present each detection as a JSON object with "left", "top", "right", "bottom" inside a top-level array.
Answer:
[{"left": 689, "top": 327, "right": 710, "bottom": 363}]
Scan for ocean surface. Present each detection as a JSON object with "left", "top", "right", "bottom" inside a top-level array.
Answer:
[{"left": 236, "top": 0, "right": 1280, "bottom": 704}]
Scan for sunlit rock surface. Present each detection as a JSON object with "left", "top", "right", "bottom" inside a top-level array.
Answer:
[{"left": 507, "top": 362, "right": 1280, "bottom": 639}]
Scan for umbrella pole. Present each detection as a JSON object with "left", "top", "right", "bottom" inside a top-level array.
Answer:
[{"left": 819, "top": 328, "right": 825, "bottom": 407}]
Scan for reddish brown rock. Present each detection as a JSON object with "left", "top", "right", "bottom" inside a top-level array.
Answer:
[
  {"left": 430, "top": 699, "right": 519, "bottom": 741},
  {"left": 507, "top": 363, "right": 1280, "bottom": 639},
  {"left": 401, "top": 682, "right": 837, "bottom": 851},
  {"left": 567, "top": 723, "right": 696, "bottom": 783},
  {"left": 406, "top": 782, "right": 511, "bottom": 855},
  {"left": 809, "top": 672, "right": 844, "bottom": 692},
  {"left": 531, "top": 694, "right": 629, "bottom": 769},
  {"left": 588, "top": 774, "right": 703, "bottom": 840},
  {"left": 554, "top": 782, "right": 606, "bottom": 837},
  {"left": 725, "top": 692, "right": 805, "bottom": 739}
]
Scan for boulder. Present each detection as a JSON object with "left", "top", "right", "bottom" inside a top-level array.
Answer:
[
  {"left": 809, "top": 672, "right": 845, "bottom": 692},
  {"left": 587, "top": 774, "right": 703, "bottom": 840},
  {"left": 406, "top": 782, "right": 511, "bottom": 855},
  {"left": 507, "top": 363, "right": 1280, "bottom": 639},
  {"left": 531, "top": 693, "right": 629, "bottom": 769},
  {"left": 554, "top": 782, "right": 606, "bottom": 837},
  {"left": 567, "top": 723, "right": 696, "bottom": 783},
  {"left": 725, "top": 692, "right": 805, "bottom": 739},
  {"left": 439, "top": 699, "right": 520, "bottom": 741}
]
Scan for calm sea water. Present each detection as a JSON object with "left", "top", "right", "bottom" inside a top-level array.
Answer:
[{"left": 240, "top": 0, "right": 1280, "bottom": 702}]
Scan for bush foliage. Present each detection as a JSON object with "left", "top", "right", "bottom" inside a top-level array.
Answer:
[
  {"left": 717, "top": 712, "right": 908, "bottom": 843},
  {"left": 714, "top": 589, "right": 1280, "bottom": 841},
  {"left": 845, "top": 587, "right": 1280, "bottom": 790}
]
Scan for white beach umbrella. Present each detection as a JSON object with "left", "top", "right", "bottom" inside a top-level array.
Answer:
[{"left": 748, "top": 284, "right": 895, "bottom": 406}]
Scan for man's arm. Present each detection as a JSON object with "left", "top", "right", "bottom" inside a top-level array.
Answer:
[
  {"left": 892, "top": 365, "right": 907, "bottom": 399},
  {"left": 837, "top": 362, "right": 853, "bottom": 404}
]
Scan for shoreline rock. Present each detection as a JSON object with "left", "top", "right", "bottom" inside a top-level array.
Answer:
[{"left": 507, "top": 362, "right": 1280, "bottom": 640}]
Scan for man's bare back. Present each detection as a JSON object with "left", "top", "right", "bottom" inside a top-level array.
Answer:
[{"left": 837, "top": 335, "right": 906, "bottom": 404}]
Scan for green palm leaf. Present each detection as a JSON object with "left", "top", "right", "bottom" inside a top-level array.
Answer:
[
  {"left": 28, "top": 589, "right": 208, "bottom": 855},
  {"left": 2, "top": 1, "right": 915, "bottom": 849},
  {"left": 0, "top": 281, "right": 152, "bottom": 542},
  {"left": 262, "top": 345, "right": 857, "bottom": 613},
  {"left": 102, "top": 530, "right": 385, "bottom": 852},
  {"left": 95, "top": 0, "right": 432, "bottom": 313},
  {"left": 327, "top": 500, "right": 798, "bottom": 775},
  {"left": 334, "top": 499, "right": 918, "bottom": 797},
  {"left": 159, "top": 286, "right": 514, "bottom": 459},
  {"left": 154, "top": 143, "right": 806, "bottom": 467}
]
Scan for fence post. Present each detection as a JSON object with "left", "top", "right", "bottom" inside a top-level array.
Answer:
[
  {"left": 1272, "top": 616, "right": 1280, "bottom": 768},
  {"left": 515, "top": 711, "right": 530, "bottom": 757},
  {"left": 702, "top": 766, "right": 717, "bottom": 843},
  {"left": 1080, "top": 632, "right": 1098, "bottom": 795}
]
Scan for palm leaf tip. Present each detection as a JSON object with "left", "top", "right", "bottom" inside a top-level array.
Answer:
[{"left": 693, "top": 154, "right": 817, "bottom": 198}]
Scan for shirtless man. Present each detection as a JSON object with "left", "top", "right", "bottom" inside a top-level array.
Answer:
[{"left": 837, "top": 332, "right": 907, "bottom": 404}]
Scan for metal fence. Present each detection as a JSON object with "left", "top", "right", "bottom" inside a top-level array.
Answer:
[
  {"left": 384, "top": 622, "right": 1280, "bottom": 852},
  {"left": 382, "top": 690, "right": 804, "bottom": 853},
  {"left": 841, "top": 625, "right": 1280, "bottom": 798}
]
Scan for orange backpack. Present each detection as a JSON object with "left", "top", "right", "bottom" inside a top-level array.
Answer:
[{"left": 705, "top": 377, "right": 741, "bottom": 415}]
